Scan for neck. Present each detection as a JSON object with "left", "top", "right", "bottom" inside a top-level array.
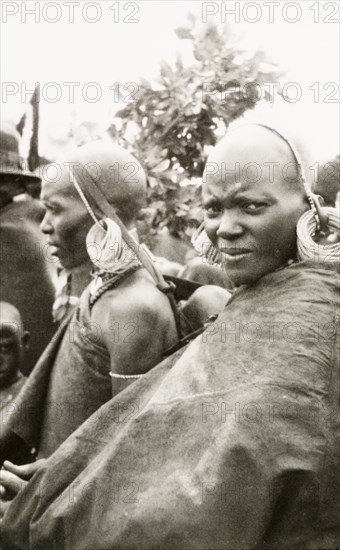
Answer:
[{"left": 70, "top": 259, "right": 93, "bottom": 297}]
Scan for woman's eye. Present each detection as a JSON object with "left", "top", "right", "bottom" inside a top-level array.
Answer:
[
  {"left": 242, "top": 202, "right": 265, "bottom": 212},
  {"left": 204, "top": 204, "right": 222, "bottom": 216},
  {"left": 46, "top": 205, "right": 57, "bottom": 214}
]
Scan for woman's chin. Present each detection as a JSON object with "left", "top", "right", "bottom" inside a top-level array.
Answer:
[
  {"left": 220, "top": 256, "right": 260, "bottom": 287},
  {"left": 221, "top": 262, "right": 272, "bottom": 287}
]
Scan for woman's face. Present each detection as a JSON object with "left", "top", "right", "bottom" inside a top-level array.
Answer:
[
  {"left": 40, "top": 168, "right": 94, "bottom": 270},
  {"left": 202, "top": 126, "right": 308, "bottom": 286}
]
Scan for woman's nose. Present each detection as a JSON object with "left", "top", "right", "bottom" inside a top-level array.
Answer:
[{"left": 216, "top": 210, "right": 243, "bottom": 240}]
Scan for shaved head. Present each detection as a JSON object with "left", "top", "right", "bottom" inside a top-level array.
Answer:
[
  {"left": 0, "top": 302, "right": 29, "bottom": 386},
  {"left": 65, "top": 141, "right": 147, "bottom": 226},
  {"left": 0, "top": 301, "right": 24, "bottom": 332},
  {"left": 204, "top": 124, "right": 305, "bottom": 196},
  {"left": 40, "top": 141, "right": 147, "bottom": 268}
]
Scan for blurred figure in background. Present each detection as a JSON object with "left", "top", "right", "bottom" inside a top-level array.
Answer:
[
  {"left": 0, "top": 302, "right": 29, "bottom": 410},
  {"left": 0, "top": 123, "right": 55, "bottom": 375}
]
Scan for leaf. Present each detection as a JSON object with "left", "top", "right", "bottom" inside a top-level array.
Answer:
[
  {"left": 160, "top": 60, "right": 174, "bottom": 79},
  {"left": 175, "top": 54, "right": 184, "bottom": 72},
  {"left": 174, "top": 26, "right": 192, "bottom": 40},
  {"left": 139, "top": 77, "right": 151, "bottom": 88},
  {"left": 187, "top": 12, "right": 197, "bottom": 24},
  {"left": 192, "top": 102, "right": 202, "bottom": 115},
  {"left": 152, "top": 159, "right": 170, "bottom": 173},
  {"left": 148, "top": 177, "right": 159, "bottom": 188}
]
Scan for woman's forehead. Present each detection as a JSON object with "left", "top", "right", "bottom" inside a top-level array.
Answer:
[
  {"left": 40, "top": 168, "right": 77, "bottom": 202},
  {"left": 202, "top": 178, "right": 280, "bottom": 205},
  {"left": 203, "top": 126, "right": 299, "bottom": 192},
  {"left": 0, "top": 302, "right": 23, "bottom": 332},
  {"left": 208, "top": 127, "right": 294, "bottom": 169}
]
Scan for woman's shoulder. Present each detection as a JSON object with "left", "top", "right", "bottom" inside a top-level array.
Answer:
[
  {"left": 284, "top": 261, "right": 339, "bottom": 298},
  {"left": 262, "top": 260, "right": 339, "bottom": 295},
  {"left": 225, "top": 260, "right": 339, "bottom": 321}
]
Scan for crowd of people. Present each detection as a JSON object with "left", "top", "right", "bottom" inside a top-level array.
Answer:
[{"left": 0, "top": 116, "right": 339, "bottom": 549}]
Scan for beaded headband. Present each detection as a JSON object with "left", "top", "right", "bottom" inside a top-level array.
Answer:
[{"left": 67, "top": 164, "right": 102, "bottom": 228}]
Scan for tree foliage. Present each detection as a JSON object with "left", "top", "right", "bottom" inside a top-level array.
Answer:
[{"left": 110, "top": 15, "right": 280, "bottom": 244}]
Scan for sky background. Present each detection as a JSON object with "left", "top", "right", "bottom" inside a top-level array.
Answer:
[{"left": 1, "top": 0, "right": 339, "bottom": 160}]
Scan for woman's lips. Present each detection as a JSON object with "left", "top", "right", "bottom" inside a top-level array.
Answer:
[{"left": 219, "top": 249, "right": 253, "bottom": 263}]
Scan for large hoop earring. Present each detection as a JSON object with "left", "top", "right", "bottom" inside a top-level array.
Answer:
[
  {"left": 296, "top": 204, "right": 340, "bottom": 263},
  {"left": 86, "top": 217, "right": 124, "bottom": 272}
]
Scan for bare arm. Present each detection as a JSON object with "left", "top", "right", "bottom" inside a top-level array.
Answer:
[{"left": 92, "top": 286, "right": 175, "bottom": 397}]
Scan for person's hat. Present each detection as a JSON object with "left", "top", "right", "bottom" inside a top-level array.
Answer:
[{"left": 0, "top": 122, "right": 41, "bottom": 184}]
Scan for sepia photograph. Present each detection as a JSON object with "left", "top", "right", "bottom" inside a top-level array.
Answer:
[{"left": 0, "top": 1, "right": 339, "bottom": 548}]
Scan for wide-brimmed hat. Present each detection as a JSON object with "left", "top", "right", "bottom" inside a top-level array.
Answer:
[{"left": 0, "top": 122, "right": 41, "bottom": 184}]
